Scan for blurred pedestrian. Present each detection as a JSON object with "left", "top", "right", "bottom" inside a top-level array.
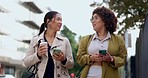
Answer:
[
  {"left": 24, "top": 11, "right": 74, "bottom": 78},
  {"left": 76, "top": 6, "right": 127, "bottom": 78}
]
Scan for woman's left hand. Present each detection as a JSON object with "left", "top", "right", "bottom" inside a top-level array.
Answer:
[
  {"left": 53, "top": 52, "right": 65, "bottom": 61},
  {"left": 101, "top": 52, "right": 113, "bottom": 62}
]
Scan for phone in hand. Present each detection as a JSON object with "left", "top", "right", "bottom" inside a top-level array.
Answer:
[
  {"left": 53, "top": 49, "right": 61, "bottom": 55},
  {"left": 99, "top": 50, "right": 107, "bottom": 55}
]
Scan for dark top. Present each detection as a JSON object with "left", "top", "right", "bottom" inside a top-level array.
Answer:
[{"left": 43, "top": 36, "right": 54, "bottom": 78}]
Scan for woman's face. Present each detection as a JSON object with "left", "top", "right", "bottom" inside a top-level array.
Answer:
[
  {"left": 91, "top": 13, "right": 105, "bottom": 32},
  {"left": 48, "top": 13, "right": 62, "bottom": 31}
]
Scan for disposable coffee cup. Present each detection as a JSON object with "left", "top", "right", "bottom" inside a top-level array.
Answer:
[{"left": 40, "top": 42, "right": 48, "bottom": 47}]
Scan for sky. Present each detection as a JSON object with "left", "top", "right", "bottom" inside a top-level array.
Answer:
[
  {"left": 0, "top": 0, "right": 140, "bottom": 59},
  {"left": 35, "top": 0, "right": 96, "bottom": 36},
  {"left": 27, "top": 0, "right": 140, "bottom": 57}
]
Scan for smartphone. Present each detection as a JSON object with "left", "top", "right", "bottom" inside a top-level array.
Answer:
[
  {"left": 99, "top": 50, "right": 106, "bottom": 55},
  {"left": 53, "top": 49, "right": 61, "bottom": 55}
]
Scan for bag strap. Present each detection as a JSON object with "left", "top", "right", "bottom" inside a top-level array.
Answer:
[
  {"left": 34, "top": 62, "right": 40, "bottom": 74},
  {"left": 76, "top": 35, "right": 93, "bottom": 78},
  {"left": 76, "top": 66, "right": 84, "bottom": 78},
  {"left": 27, "top": 65, "right": 35, "bottom": 72},
  {"left": 27, "top": 62, "right": 40, "bottom": 75}
]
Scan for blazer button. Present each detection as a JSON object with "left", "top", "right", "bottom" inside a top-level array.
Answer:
[
  {"left": 57, "top": 74, "right": 60, "bottom": 77},
  {"left": 57, "top": 66, "right": 60, "bottom": 69}
]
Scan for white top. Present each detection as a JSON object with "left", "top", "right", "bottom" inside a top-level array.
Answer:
[{"left": 87, "top": 32, "right": 111, "bottom": 78}]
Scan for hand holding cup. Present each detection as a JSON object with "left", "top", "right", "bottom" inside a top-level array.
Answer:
[{"left": 37, "top": 42, "right": 48, "bottom": 57}]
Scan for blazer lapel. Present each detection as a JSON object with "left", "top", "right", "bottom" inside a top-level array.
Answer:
[
  {"left": 35, "top": 32, "right": 64, "bottom": 57},
  {"left": 50, "top": 34, "right": 64, "bottom": 56},
  {"left": 102, "top": 34, "right": 113, "bottom": 78},
  {"left": 33, "top": 31, "right": 47, "bottom": 56}
]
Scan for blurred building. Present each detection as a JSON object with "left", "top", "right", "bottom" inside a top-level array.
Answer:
[
  {"left": 125, "top": 56, "right": 136, "bottom": 78},
  {"left": 0, "top": 0, "right": 51, "bottom": 78},
  {"left": 120, "top": 31, "right": 132, "bottom": 78}
]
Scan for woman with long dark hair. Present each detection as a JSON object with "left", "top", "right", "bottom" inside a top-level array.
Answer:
[{"left": 24, "top": 11, "right": 74, "bottom": 78}]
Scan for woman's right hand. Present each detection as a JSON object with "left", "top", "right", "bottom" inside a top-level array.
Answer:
[
  {"left": 37, "top": 44, "right": 48, "bottom": 57},
  {"left": 90, "top": 54, "right": 103, "bottom": 62}
]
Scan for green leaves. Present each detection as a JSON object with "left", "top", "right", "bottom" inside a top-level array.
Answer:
[
  {"left": 60, "top": 25, "right": 81, "bottom": 75},
  {"left": 109, "top": 0, "right": 147, "bottom": 33},
  {"left": 90, "top": 0, "right": 147, "bottom": 33}
]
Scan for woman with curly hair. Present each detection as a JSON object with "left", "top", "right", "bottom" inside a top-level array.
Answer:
[{"left": 76, "top": 6, "right": 127, "bottom": 78}]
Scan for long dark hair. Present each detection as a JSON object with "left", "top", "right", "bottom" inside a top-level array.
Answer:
[{"left": 38, "top": 11, "right": 59, "bottom": 35}]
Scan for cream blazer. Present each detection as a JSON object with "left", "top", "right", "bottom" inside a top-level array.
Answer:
[{"left": 23, "top": 31, "right": 74, "bottom": 78}]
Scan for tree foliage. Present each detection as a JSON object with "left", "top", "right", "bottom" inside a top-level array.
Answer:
[
  {"left": 90, "top": 0, "right": 148, "bottom": 33},
  {"left": 60, "top": 25, "right": 81, "bottom": 75},
  {"left": 61, "top": 25, "right": 77, "bottom": 52},
  {"left": 109, "top": 0, "right": 148, "bottom": 33}
]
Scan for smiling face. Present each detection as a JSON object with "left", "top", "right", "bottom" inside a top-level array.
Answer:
[
  {"left": 47, "top": 13, "right": 62, "bottom": 31},
  {"left": 91, "top": 13, "right": 105, "bottom": 32}
]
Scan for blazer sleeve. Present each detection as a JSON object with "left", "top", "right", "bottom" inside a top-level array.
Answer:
[
  {"left": 111, "top": 35, "right": 127, "bottom": 68},
  {"left": 62, "top": 38, "right": 74, "bottom": 69},
  {"left": 23, "top": 37, "right": 41, "bottom": 67},
  {"left": 76, "top": 35, "right": 93, "bottom": 66}
]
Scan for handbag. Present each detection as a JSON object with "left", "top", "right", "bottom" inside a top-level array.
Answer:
[
  {"left": 22, "top": 38, "right": 42, "bottom": 78},
  {"left": 22, "top": 63, "right": 39, "bottom": 78},
  {"left": 76, "top": 66, "right": 84, "bottom": 78}
]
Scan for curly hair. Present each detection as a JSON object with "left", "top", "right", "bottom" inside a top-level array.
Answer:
[{"left": 92, "top": 6, "right": 117, "bottom": 34}]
